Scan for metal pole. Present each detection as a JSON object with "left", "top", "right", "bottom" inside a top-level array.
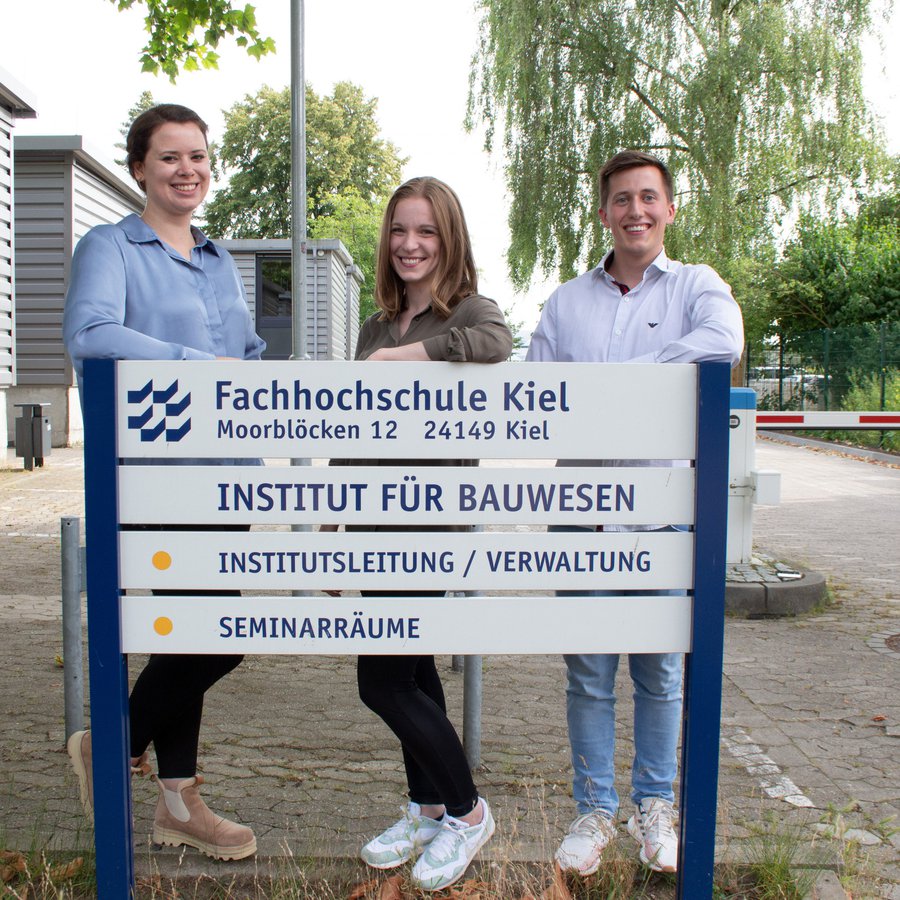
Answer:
[
  {"left": 463, "top": 655, "right": 482, "bottom": 769},
  {"left": 462, "top": 524, "right": 483, "bottom": 768},
  {"left": 290, "top": 0, "right": 308, "bottom": 362},
  {"left": 289, "top": 0, "right": 312, "bottom": 563},
  {"left": 778, "top": 332, "right": 784, "bottom": 409},
  {"left": 61, "top": 516, "right": 84, "bottom": 740}
]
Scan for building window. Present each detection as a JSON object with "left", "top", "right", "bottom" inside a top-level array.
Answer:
[{"left": 256, "top": 255, "right": 292, "bottom": 360}]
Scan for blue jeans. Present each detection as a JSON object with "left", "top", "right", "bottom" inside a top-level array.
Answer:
[{"left": 552, "top": 524, "right": 684, "bottom": 816}]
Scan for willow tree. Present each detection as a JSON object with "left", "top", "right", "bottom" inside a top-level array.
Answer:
[{"left": 468, "top": 0, "right": 887, "bottom": 288}]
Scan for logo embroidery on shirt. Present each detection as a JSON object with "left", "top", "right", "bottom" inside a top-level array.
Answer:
[
  {"left": 126, "top": 379, "right": 192, "bottom": 442},
  {"left": 648, "top": 322, "right": 659, "bottom": 328}
]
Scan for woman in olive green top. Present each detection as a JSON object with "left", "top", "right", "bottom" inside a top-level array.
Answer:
[{"left": 334, "top": 177, "right": 511, "bottom": 892}]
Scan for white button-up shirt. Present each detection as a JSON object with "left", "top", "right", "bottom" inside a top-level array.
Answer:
[
  {"left": 526, "top": 249, "right": 744, "bottom": 365},
  {"left": 526, "top": 249, "right": 745, "bottom": 522}
]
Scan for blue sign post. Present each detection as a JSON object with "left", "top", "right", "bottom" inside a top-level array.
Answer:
[
  {"left": 678, "top": 361, "right": 731, "bottom": 897},
  {"left": 82, "top": 358, "right": 730, "bottom": 899}
]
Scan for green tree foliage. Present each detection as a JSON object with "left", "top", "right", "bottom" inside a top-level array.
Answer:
[
  {"left": 759, "top": 195, "right": 900, "bottom": 409},
  {"left": 109, "top": 0, "right": 275, "bottom": 81},
  {"left": 308, "top": 189, "right": 383, "bottom": 324},
  {"left": 205, "top": 83, "right": 406, "bottom": 319},
  {"left": 468, "top": 0, "right": 887, "bottom": 289},
  {"left": 771, "top": 206, "right": 900, "bottom": 335}
]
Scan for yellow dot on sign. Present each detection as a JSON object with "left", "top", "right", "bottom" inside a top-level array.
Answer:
[
  {"left": 154, "top": 617, "right": 173, "bottom": 636},
  {"left": 152, "top": 551, "right": 172, "bottom": 570}
]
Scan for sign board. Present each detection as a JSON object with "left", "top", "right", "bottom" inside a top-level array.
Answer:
[
  {"left": 82, "top": 359, "right": 731, "bottom": 900},
  {"left": 114, "top": 360, "right": 697, "bottom": 459}
]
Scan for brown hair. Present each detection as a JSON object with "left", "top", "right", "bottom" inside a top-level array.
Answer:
[
  {"left": 598, "top": 150, "right": 674, "bottom": 210},
  {"left": 375, "top": 177, "right": 478, "bottom": 320},
  {"left": 126, "top": 104, "right": 209, "bottom": 191}
]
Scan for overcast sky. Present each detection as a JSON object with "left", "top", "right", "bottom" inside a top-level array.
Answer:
[{"left": 2, "top": 0, "right": 898, "bottom": 330}]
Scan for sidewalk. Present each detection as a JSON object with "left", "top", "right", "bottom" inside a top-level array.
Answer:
[{"left": 0, "top": 440, "right": 897, "bottom": 896}]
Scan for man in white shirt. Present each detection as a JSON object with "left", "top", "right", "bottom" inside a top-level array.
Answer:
[{"left": 527, "top": 150, "right": 743, "bottom": 876}]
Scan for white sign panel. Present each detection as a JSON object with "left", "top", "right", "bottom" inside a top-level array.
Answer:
[
  {"left": 118, "top": 530, "right": 693, "bottom": 591},
  {"left": 114, "top": 361, "right": 697, "bottom": 460},
  {"left": 120, "top": 594, "right": 692, "bottom": 655},
  {"left": 118, "top": 465, "right": 697, "bottom": 525}
]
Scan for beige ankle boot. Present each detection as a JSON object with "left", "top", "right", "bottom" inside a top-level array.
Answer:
[
  {"left": 152, "top": 775, "right": 257, "bottom": 861},
  {"left": 66, "top": 730, "right": 152, "bottom": 820}
]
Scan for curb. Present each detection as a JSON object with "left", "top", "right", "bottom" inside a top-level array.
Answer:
[
  {"left": 130, "top": 853, "right": 853, "bottom": 897},
  {"left": 726, "top": 568, "right": 827, "bottom": 617}
]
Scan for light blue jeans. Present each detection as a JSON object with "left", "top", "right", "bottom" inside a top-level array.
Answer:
[{"left": 552, "top": 524, "right": 684, "bottom": 816}]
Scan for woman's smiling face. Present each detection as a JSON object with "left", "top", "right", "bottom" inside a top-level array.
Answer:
[
  {"left": 388, "top": 196, "right": 442, "bottom": 293},
  {"left": 133, "top": 121, "right": 210, "bottom": 219}
]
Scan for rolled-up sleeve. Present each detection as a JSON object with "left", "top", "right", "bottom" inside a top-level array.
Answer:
[{"left": 421, "top": 295, "right": 513, "bottom": 362}]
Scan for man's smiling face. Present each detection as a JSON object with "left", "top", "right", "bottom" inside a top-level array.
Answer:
[{"left": 599, "top": 165, "right": 675, "bottom": 267}]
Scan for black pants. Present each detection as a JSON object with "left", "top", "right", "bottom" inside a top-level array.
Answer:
[
  {"left": 357, "top": 592, "right": 478, "bottom": 818},
  {"left": 129, "top": 649, "right": 242, "bottom": 777}
]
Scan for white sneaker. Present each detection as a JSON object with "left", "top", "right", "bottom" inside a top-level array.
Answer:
[
  {"left": 555, "top": 810, "right": 617, "bottom": 876},
  {"left": 627, "top": 798, "right": 678, "bottom": 872},
  {"left": 411, "top": 797, "right": 495, "bottom": 892},
  {"left": 360, "top": 802, "right": 443, "bottom": 869}
]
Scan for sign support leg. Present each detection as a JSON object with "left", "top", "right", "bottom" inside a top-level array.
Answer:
[
  {"left": 677, "top": 362, "right": 730, "bottom": 898},
  {"left": 83, "top": 359, "right": 135, "bottom": 898}
]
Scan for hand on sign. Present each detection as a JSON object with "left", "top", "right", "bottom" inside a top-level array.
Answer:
[{"left": 366, "top": 343, "right": 429, "bottom": 361}]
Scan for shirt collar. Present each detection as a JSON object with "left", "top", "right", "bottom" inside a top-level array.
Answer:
[
  {"left": 119, "top": 213, "right": 219, "bottom": 256},
  {"left": 594, "top": 248, "right": 673, "bottom": 284}
]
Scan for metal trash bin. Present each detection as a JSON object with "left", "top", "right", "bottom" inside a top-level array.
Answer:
[{"left": 14, "top": 402, "right": 52, "bottom": 470}]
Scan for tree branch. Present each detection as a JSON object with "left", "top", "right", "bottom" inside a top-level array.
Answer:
[
  {"left": 738, "top": 171, "right": 825, "bottom": 203},
  {"left": 628, "top": 79, "right": 696, "bottom": 157},
  {"left": 671, "top": 0, "right": 709, "bottom": 54}
]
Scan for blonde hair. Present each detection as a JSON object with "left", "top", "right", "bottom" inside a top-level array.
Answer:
[{"left": 375, "top": 177, "right": 478, "bottom": 320}]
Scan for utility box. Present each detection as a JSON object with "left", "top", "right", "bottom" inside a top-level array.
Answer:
[{"left": 14, "top": 402, "right": 51, "bottom": 470}]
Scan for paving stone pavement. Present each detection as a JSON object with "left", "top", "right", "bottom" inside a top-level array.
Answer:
[{"left": 0, "top": 439, "right": 897, "bottom": 896}]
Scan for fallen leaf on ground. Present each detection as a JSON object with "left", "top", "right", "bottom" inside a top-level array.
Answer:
[
  {"left": 348, "top": 878, "right": 378, "bottom": 899},
  {"left": 872, "top": 714, "right": 886, "bottom": 722},
  {"left": 0, "top": 850, "right": 26, "bottom": 883},
  {"left": 378, "top": 874, "right": 405, "bottom": 900},
  {"left": 445, "top": 879, "right": 491, "bottom": 898},
  {"left": 540, "top": 865, "right": 573, "bottom": 900},
  {"left": 54, "top": 655, "right": 64, "bottom": 668},
  {"left": 48, "top": 856, "right": 83, "bottom": 880}
]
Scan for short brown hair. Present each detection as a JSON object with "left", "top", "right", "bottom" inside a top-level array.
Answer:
[
  {"left": 598, "top": 150, "right": 674, "bottom": 210},
  {"left": 375, "top": 177, "right": 478, "bottom": 320},
  {"left": 126, "top": 104, "right": 209, "bottom": 191}
]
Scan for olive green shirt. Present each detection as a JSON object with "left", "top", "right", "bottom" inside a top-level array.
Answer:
[
  {"left": 354, "top": 293, "right": 512, "bottom": 363},
  {"left": 333, "top": 293, "right": 513, "bottom": 532}
]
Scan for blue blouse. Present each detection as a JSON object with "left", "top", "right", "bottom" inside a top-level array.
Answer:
[
  {"left": 63, "top": 214, "right": 265, "bottom": 467},
  {"left": 63, "top": 214, "right": 265, "bottom": 379}
]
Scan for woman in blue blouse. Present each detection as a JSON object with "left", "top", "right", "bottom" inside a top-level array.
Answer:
[{"left": 63, "top": 104, "right": 262, "bottom": 861}]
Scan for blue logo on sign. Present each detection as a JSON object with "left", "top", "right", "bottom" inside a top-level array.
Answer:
[{"left": 126, "top": 380, "right": 192, "bottom": 442}]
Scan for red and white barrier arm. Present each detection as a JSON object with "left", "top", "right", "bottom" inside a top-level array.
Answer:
[{"left": 756, "top": 411, "right": 900, "bottom": 430}]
